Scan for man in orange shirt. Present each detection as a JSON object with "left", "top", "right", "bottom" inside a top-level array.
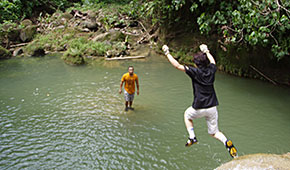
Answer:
[{"left": 119, "top": 66, "right": 139, "bottom": 111}]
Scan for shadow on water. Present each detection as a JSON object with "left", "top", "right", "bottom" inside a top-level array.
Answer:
[{"left": 1, "top": 54, "right": 290, "bottom": 169}]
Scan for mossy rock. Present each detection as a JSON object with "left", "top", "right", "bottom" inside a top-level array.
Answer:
[
  {"left": 61, "top": 12, "right": 73, "bottom": 20},
  {"left": 1, "top": 23, "right": 16, "bottom": 31},
  {"left": 25, "top": 42, "right": 45, "bottom": 57},
  {"left": 31, "top": 48, "right": 45, "bottom": 57},
  {"left": 106, "top": 30, "right": 125, "bottom": 42},
  {"left": 81, "top": 20, "right": 98, "bottom": 30},
  {"left": 21, "top": 19, "right": 33, "bottom": 27},
  {"left": 62, "top": 49, "right": 85, "bottom": 65},
  {"left": 8, "top": 28, "right": 21, "bottom": 41},
  {"left": 0, "top": 23, "right": 20, "bottom": 41},
  {"left": 92, "top": 32, "right": 109, "bottom": 42},
  {"left": 20, "top": 25, "right": 37, "bottom": 42},
  {"left": 0, "top": 45, "right": 12, "bottom": 59},
  {"left": 87, "top": 10, "right": 97, "bottom": 18}
]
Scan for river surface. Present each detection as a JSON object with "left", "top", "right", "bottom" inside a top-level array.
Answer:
[{"left": 1, "top": 54, "right": 290, "bottom": 170}]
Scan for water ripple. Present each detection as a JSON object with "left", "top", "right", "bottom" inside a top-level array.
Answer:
[{"left": 1, "top": 57, "right": 290, "bottom": 169}]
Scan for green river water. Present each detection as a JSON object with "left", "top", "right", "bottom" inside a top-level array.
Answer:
[{"left": 1, "top": 54, "right": 290, "bottom": 170}]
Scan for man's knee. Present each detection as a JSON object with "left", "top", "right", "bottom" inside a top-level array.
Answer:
[
  {"left": 208, "top": 129, "right": 219, "bottom": 136},
  {"left": 184, "top": 109, "right": 191, "bottom": 119}
]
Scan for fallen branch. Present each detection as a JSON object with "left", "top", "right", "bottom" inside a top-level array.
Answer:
[
  {"left": 9, "top": 42, "right": 29, "bottom": 48},
  {"left": 250, "top": 65, "right": 277, "bottom": 85},
  {"left": 137, "top": 23, "right": 159, "bottom": 44},
  {"left": 105, "top": 56, "right": 145, "bottom": 61},
  {"left": 138, "top": 21, "right": 149, "bottom": 36}
]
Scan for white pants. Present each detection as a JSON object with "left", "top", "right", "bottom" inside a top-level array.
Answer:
[{"left": 185, "top": 106, "right": 219, "bottom": 135}]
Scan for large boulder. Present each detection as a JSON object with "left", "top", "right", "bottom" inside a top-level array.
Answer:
[
  {"left": 215, "top": 153, "right": 290, "bottom": 170},
  {"left": 0, "top": 45, "right": 12, "bottom": 59},
  {"left": 20, "top": 25, "right": 37, "bottom": 42}
]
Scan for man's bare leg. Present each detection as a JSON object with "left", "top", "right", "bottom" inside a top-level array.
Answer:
[
  {"left": 211, "top": 132, "right": 238, "bottom": 158},
  {"left": 125, "top": 101, "right": 129, "bottom": 111},
  {"left": 184, "top": 113, "right": 198, "bottom": 146},
  {"left": 129, "top": 101, "right": 134, "bottom": 110}
]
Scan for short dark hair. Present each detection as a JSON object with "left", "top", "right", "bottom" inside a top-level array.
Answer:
[{"left": 193, "top": 52, "right": 209, "bottom": 68}]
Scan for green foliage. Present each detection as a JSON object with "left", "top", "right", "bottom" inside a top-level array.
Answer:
[
  {"left": 0, "top": 20, "right": 24, "bottom": 46},
  {"left": 134, "top": 0, "right": 289, "bottom": 59},
  {"left": 0, "top": 45, "right": 11, "bottom": 59},
  {"left": 128, "top": 0, "right": 188, "bottom": 24},
  {"left": 62, "top": 37, "right": 113, "bottom": 65},
  {"left": 0, "top": 20, "right": 21, "bottom": 34},
  {"left": 172, "top": 50, "right": 192, "bottom": 64},
  {"left": 194, "top": 0, "right": 290, "bottom": 60},
  {"left": 0, "top": 0, "right": 76, "bottom": 23},
  {"left": 81, "top": 0, "right": 131, "bottom": 5},
  {"left": 0, "top": 0, "right": 21, "bottom": 22}
]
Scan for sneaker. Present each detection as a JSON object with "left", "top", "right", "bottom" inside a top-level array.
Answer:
[
  {"left": 129, "top": 107, "right": 134, "bottom": 110},
  {"left": 225, "top": 140, "right": 237, "bottom": 158},
  {"left": 185, "top": 137, "right": 198, "bottom": 147},
  {"left": 125, "top": 107, "right": 129, "bottom": 111}
]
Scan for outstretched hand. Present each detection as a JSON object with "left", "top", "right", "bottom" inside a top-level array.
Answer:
[
  {"left": 199, "top": 44, "right": 209, "bottom": 53},
  {"left": 162, "top": 45, "right": 169, "bottom": 54}
]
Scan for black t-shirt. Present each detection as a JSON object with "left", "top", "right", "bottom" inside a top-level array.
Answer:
[{"left": 185, "top": 63, "right": 219, "bottom": 109}]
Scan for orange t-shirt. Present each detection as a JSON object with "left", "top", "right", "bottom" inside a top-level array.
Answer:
[{"left": 121, "top": 72, "right": 138, "bottom": 94}]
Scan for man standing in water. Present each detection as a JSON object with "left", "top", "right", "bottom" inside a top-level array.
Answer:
[
  {"left": 162, "top": 44, "right": 237, "bottom": 158},
  {"left": 119, "top": 66, "right": 139, "bottom": 111}
]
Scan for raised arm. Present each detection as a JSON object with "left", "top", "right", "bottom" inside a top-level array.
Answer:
[
  {"left": 199, "top": 44, "right": 215, "bottom": 65},
  {"left": 162, "top": 45, "right": 185, "bottom": 72}
]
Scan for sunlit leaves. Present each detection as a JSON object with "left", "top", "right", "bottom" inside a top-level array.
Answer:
[
  {"left": 197, "top": 13, "right": 211, "bottom": 34},
  {"left": 190, "top": 3, "right": 198, "bottom": 12}
]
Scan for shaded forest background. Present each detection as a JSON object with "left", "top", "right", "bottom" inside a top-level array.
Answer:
[{"left": 0, "top": 0, "right": 289, "bottom": 85}]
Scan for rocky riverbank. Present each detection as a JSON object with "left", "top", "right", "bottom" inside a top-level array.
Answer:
[
  {"left": 0, "top": 3, "right": 289, "bottom": 86},
  {"left": 0, "top": 4, "right": 158, "bottom": 65}
]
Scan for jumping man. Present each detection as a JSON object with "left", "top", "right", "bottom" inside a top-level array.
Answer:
[
  {"left": 119, "top": 66, "right": 139, "bottom": 111},
  {"left": 162, "top": 44, "right": 237, "bottom": 158}
]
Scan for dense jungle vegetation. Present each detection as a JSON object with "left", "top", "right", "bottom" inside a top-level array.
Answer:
[{"left": 0, "top": 0, "right": 289, "bottom": 85}]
